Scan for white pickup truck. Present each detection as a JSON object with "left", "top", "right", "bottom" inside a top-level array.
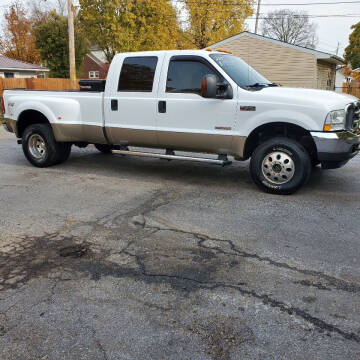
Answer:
[{"left": 2, "top": 50, "right": 359, "bottom": 194}]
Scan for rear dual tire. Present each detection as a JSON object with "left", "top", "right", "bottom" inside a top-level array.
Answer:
[
  {"left": 250, "top": 137, "right": 311, "bottom": 195},
  {"left": 22, "top": 124, "right": 71, "bottom": 168}
]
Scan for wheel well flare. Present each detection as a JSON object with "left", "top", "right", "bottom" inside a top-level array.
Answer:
[
  {"left": 17, "top": 110, "right": 50, "bottom": 138},
  {"left": 244, "top": 122, "right": 317, "bottom": 160}
]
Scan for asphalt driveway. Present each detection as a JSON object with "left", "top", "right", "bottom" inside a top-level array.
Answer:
[{"left": 0, "top": 127, "right": 360, "bottom": 359}]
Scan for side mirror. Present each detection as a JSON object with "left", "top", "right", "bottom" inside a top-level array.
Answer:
[
  {"left": 219, "top": 82, "right": 233, "bottom": 99},
  {"left": 201, "top": 74, "right": 233, "bottom": 99},
  {"left": 201, "top": 74, "right": 217, "bottom": 98}
]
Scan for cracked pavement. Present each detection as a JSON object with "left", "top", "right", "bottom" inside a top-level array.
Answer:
[{"left": 0, "top": 127, "right": 360, "bottom": 359}]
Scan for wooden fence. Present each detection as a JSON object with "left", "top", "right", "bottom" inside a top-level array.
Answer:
[
  {"left": 0, "top": 78, "right": 79, "bottom": 97},
  {"left": 342, "top": 82, "right": 360, "bottom": 99},
  {"left": 1, "top": 78, "right": 359, "bottom": 99}
]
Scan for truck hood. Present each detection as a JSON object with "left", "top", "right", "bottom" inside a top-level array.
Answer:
[{"left": 259, "top": 86, "right": 358, "bottom": 111}]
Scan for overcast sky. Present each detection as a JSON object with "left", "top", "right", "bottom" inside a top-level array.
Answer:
[{"left": 0, "top": 0, "right": 358, "bottom": 58}]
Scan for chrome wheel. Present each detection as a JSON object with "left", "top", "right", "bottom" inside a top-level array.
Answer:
[
  {"left": 262, "top": 151, "right": 295, "bottom": 185},
  {"left": 28, "top": 134, "right": 47, "bottom": 159}
]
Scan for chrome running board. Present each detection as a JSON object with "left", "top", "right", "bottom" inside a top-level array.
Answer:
[{"left": 112, "top": 149, "right": 232, "bottom": 166}]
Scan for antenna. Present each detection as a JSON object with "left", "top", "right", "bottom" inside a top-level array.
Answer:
[{"left": 336, "top": 42, "right": 340, "bottom": 56}]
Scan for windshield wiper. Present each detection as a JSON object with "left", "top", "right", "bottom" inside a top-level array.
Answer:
[{"left": 246, "top": 82, "right": 277, "bottom": 88}]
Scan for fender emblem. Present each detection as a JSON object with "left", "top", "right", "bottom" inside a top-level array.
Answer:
[
  {"left": 240, "top": 106, "right": 256, "bottom": 111},
  {"left": 215, "top": 126, "right": 232, "bottom": 131}
]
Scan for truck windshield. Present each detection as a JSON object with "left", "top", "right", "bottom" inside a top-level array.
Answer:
[{"left": 209, "top": 53, "right": 274, "bottom": 89}]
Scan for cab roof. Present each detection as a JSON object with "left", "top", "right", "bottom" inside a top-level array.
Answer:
[{"left": 113, "top": 49, "right": 231, "bottom": 58}]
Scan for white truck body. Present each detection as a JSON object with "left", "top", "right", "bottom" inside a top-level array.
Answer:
[{"left": 2, "top": 50, "right": 360, "bottom": 194}]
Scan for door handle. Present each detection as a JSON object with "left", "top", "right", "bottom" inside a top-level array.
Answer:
[
  {"left": 158, "top": 101, "right": 166, "bottom": 113},
  {"left": 111, "top": 99, "right": 118, "bottom": 111}
]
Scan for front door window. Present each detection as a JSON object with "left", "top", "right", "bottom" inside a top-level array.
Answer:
[{"left": 166, "top": 60, "right": 219, "bottom": 95}]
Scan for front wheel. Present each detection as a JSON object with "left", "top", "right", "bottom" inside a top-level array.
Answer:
[{"left": 250, "top": 137, "right": 311, "bottom": 195}]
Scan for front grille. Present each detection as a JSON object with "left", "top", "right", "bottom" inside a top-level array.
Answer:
[{"left": 346, "top": 101, "right": 360, "bottom": 132}]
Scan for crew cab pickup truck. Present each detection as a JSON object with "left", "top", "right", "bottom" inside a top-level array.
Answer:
[{"left": 2, "top": 50, "right": 360, "bottom": 194}]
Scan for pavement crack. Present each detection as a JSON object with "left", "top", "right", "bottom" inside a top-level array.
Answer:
[
  {"left": 96, "top": 189, "right": 179, "bottom": 229},
  {"left": 121, "top": 248, "right": 360, "bottom": 344},
  {"left": 144, "top": 223, "right": 360, "bottom": 294},
  {"left": 197, "top": 235, "right": 360, "bottom": 294},
  {"left": 147, "top": 272, "right": 359, "bottom": 343},
  {"left": 90, "top": 326, "right": 108, "bottom": 360},
  {"left": 206, "top": 283, "right": 360, "bottom": 344},
  {"left": 293, "top": 280, "right": 331, "bottom": 291}
]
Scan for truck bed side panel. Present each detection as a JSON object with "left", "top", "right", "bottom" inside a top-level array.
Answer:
[{"left": 4, "top": 90, "right": 106, "bottom": 143}]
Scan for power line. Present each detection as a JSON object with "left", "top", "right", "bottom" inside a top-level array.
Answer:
[
  {"left": 253, "top": 1, "right": 360, "bottom": 5},
  {"left": 1, "top": 1, "right": 358, "bottom": 20},
  {"left": 176, "top": 13, "right": 360, "bottom": 20},
  {"left": 248, "top": 14, "right": 360, "bottom": 18},
  {"left": 173, "top": 0, "right": 360, "bottom": 5}
]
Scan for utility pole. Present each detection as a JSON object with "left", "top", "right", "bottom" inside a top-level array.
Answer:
[
  {"left": 254, "top": 0, "right": 261, "bottom": 34},
  {"left": 67, "top": 0, "right": 76, "bottom": 88}
]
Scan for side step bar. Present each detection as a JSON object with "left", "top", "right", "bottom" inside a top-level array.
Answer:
[{"left": 112, "top": 149, "right": 232, "bottom": 166}]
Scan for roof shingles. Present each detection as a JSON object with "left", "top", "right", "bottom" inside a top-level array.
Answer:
[{"left": 0, "top": 56, "right": 48, "bottom": 71}]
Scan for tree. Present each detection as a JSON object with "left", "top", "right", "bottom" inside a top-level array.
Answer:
[
  {"left": 182, "top": 0, "right": 254, "bottom": 49},
  {"left": 34, "top": 11, "right": 88, "bottom": 77},
  {"left": 78, "top": 0, "right": 182, "bottom": 62},
  {"left": 261, "top": 9, "right": 317, "bottom": 48},
  {"left": 28, "top": 0, "right": 67, "bottom": 22},
  {"left": 0, "top": 2, "right": 41, "bottom": 64},
  {"left": 345, "top": 22, "right": 360, "bottom": 70}
]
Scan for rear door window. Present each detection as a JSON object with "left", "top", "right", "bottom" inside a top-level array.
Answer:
[{"left": 118, "top": 56, "right": 158, "bottom": 92}]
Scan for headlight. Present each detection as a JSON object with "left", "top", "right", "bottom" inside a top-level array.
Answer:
[{"left": 324, "top": 110, "right": 346, "bottom": 131}]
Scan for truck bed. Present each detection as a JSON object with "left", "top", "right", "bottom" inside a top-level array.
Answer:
[{"left": 3, "top": 89, "right": 105, "bottom": 143}]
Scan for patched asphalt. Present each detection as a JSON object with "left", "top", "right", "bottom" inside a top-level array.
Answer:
[{"left": 0, "top": 127, "right": 360, "bottom": 359}]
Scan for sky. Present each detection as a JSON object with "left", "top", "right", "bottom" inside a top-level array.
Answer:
[
  {"left": 245, "top": 0, "right": 359, "bottom": 56},
  {"left": 0, "top": 0, "right": 358, "bottom": 58}
]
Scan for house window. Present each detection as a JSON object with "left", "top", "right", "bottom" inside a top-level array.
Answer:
[
  {"left": 89, "top": 71, "right": 99, "bottom": 79},
  {"left": 4, "top": 72, "right": 14, "bottom": 78}
]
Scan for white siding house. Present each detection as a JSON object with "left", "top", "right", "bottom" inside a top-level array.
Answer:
[
  {"left": 207, "top": 32, "right": 345, "bottom": 90},
  {"left": 0, "top": 56, "right": 49, "bottom": 78}
]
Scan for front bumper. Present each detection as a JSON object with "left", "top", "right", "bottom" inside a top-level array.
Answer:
[{"left": 310, "top": 131, "right": 360, "bottom": 169}]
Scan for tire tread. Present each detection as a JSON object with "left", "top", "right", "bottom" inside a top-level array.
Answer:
[{"left": 250, "top": 137, "right": 311, "bottom": 195}]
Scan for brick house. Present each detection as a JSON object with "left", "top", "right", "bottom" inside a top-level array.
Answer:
[{"left": 81, "top": 49, "right": 109, "bottom": 80}]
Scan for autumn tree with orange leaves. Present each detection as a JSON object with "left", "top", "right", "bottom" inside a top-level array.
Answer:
[
  {"left": 343, "top": 66, "right": 360, "bottom": 82},
  {"left": 0, "top": 3, "right": 41, "bottom": 64}
]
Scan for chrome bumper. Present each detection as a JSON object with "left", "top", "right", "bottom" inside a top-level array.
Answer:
[{"left": 310, "top": 131, "right": 360, "bottom": 168}]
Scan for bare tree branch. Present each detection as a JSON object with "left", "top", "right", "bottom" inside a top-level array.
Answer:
[{"left": 261, "top": 9, "right": 318, "bottom": 49}]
